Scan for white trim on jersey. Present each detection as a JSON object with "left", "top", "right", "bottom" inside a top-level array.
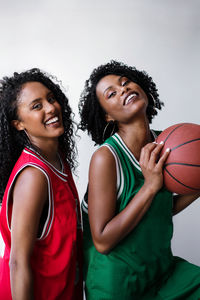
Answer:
[
  {"left": 24, "top": 149, "right": 68, "bottom": 182},
  {"left": 82, "top": 130, "right": 159, "bottom": 215},
  {"left": 113, "top": 134, "right": 142, "bottom": 172},
  {"left": 6, "top": 164, "right": 54, "bottom": 240},
  {"left": 113, "top": 130, "right": 158, "bottom": 172},
  {"left": 102, "top": 144, "right": 124, "bottom": 200},
  {"left": 82, "top": 199, "right": 88, "bottom": 214}
]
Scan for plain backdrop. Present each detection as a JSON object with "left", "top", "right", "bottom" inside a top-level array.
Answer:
[{"left": 0, "top": 0, "right": 199, "bottom": 268}]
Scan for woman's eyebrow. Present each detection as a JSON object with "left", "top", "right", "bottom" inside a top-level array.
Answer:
[
  {"left": 103, "top": 85, "right": 113, "bottom": 96},
  {"left": 28, "top": 98, "right": 42, "bottom": 107},
  {"left": 28, "top": 91, "right": 53, "bottom": 106},
  {"left": 103, "top": 76, "right": 124, "bottom": 96}
]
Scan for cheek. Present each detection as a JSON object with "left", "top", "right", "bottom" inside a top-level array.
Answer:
[
  {"left": 23, "top": 114, "right": 43, "bottom": 129},
  {"left": 56, "top": 101, "right": 62, "bottom": 110}
]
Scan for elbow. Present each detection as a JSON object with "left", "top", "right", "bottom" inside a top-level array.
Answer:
[
  {"left": 9, "top": 257, "right": 18, "bottom": 273},
  {"left": 172, "top": 208, "right": 178, "bottom": 216},
  {"left": 91, "top": 228, "right": 115, "bottom": 254},
  {"left": 93, "top": 239, "right": 112, "bottom": 255},
  {"left": 9, "top": 254, "right": 29, "bottom": 273},
  {"left": 94, "top": 243, "right": 111, "bottom": 255}
]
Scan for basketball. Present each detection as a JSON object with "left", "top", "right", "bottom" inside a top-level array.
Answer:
[{"left": 156, "top": 123, "right": 200, "bottom": 195}]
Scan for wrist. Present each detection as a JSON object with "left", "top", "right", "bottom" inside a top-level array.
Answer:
[{"left": 142, "top": 181, "right": 159, "bottom": 197}]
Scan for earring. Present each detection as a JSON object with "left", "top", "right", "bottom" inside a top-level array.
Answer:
[
  {"left": 102, "top": 120, "right": 116, "bottom": 142},
  {"left": 24, "top": 129, "right": 29, "bottom": 139},
  {"left": 149, "top": 93, "right": 156, "bottom": 106},
  {"left": 23, "top": 129, "right": 31, "bottom": 145}
]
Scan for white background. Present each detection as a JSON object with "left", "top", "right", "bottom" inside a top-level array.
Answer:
[{"left": 0, "top": 0, "right": 199, "bottom": 267}]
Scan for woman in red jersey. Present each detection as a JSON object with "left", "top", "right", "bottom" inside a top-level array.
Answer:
[{"left": 0, "top": 69, "right": 83, "bottom": 300}]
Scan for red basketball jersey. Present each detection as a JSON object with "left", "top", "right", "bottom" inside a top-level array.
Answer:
[{"left": 0, "top": 148, "right": 83, "bottom": 300}]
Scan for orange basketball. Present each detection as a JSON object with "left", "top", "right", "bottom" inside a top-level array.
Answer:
[{"left": 156, "top": 123, "right": 200, "bottom": 194}]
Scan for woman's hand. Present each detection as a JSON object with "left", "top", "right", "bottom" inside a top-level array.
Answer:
[
  {"left": 88, "top": 143, "right": 170, "bottom": 254},
  {"left": 139, "top": 142, "right": 170, "bottom": 193}
]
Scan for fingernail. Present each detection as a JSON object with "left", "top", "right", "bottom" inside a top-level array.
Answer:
[
  {"left": 153, "top": 141, "right": 158, "bottom": 144},
  {"left": 166, "top": 148, "right": 170, "bottom": 152},
  {"left": 159, "top": 141, "right": 164, "bottom": 145}
]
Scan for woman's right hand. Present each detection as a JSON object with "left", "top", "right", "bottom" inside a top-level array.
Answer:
[{"left": 139, "top": 142, "right": 170, "bottom": 193}]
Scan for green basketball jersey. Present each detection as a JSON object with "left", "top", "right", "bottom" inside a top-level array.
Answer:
[{"left": 82, "top": 132, "right": 200, "bottom": 300}]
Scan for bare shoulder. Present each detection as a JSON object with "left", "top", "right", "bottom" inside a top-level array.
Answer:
[
  {"left": 13, "top": 166, "right": 48, "bottom": 208},
  {"left": 10, "top": 167, "right": 49, "bottom": 253},
  {"left": 89, "top": 146, "right": 117, "bottom": 185},
  {"left": 15, "top": 166, "right": 48, "bottom": 188},
  {"left": 90, "top": 145, "right": 116, "bottom": 169}
]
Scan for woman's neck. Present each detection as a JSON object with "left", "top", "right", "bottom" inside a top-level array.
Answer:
[
  {"left": 30, "top": 139, "right": 61, "bottom": 170},
  {"left": 117, "top": 118, "right": 152, "bottom": 161}
]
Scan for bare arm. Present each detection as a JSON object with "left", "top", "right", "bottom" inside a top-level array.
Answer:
[
  {"left": 10, "top": 167, "right": 48, "bottom": 300},
  {"left": 88, "top": 142, "right": 169, "bottom": 254},
  {"left": 173, "top": 192, "right": 200, "bottom": 215}
]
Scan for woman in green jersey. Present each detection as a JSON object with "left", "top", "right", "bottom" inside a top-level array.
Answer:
[{"left": 78, "top": 60, "right": 200, "bottom": 300}]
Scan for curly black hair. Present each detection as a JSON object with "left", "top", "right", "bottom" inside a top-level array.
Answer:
[
  {"left": 0, "top": 68, "right": 77, "bottom": 202},
  {"left": 78, "top": 60, "right": 164, "bottom": 145}
]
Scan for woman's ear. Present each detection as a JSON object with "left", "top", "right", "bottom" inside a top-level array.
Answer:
[{"left": 11, "top": 120, "right": 24, "bottom": 131}]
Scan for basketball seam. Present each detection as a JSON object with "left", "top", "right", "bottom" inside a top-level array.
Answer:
[
  {"left": 170, "top": 138, "right": 200, "bottom": 151},
  {"left": 164, "top": 168, "right": 200, "bottom": 191},
  {"left": 163, "top": 123, "right": 185, "bottom": 143},
  {"left": 165, "top": 162, "right": 200, "bottom": 167}
]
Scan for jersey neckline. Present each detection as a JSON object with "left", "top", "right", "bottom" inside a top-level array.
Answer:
[
  {"left": 24, "top": 147, "right": 68, "bottom": 180},
  {"left": 113, "top": 130, "right": 157, "bottom": 170}
]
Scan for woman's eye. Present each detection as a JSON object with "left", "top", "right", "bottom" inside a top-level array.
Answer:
[
  {"left": 48, "top": 95, "right": 56, "bottom": 103},
  {"left": 32, "top": 103, "right": 42, "bottom": 110},
  {"left": 122, "top": 80, "right": 130, "bottom": 86},
  {"left": 108, "top": 91, "right": 116, "bottom": 99}
]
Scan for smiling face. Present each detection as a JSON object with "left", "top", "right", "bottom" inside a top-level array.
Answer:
[
  {"left": 96, "top": 74, "right": 149, "bottom": 124},
  {"left": 12, "top": 81, "right": 64, "bottom": 147}
]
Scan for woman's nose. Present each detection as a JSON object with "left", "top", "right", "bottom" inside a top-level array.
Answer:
[
  {"left": 120, "top": 85, "right": 130, "bottom": 95},
  {"left": 45, "top": 101, "right": 56, "bottom": 113}
]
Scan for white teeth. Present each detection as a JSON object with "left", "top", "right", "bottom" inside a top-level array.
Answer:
[
  {"left": 45, "top": 116, "right": 58, "bottom": 125},
  {"left": 125, "top": 93, "right": 137, "bottom": 105}
]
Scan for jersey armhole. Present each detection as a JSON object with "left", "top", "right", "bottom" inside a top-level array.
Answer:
[
  {"left": 6, "top": 164, "right": 54, "bottom": 240},
  {"left": 81, "top": 144, "right": 124, "bottom": 215},
  {"left": 101, "top": 144, "right": 124, "bottom": 200}
]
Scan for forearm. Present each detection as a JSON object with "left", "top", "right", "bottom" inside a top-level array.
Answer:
[
  {"left": 10, "top": 260, "right": 34, "bottom": 300},
  {"left": 173, "top": 193, "right": 200, "bottom": 215},
  {"left": 90, "top": 142, "right": 168, "bottom": 254},
  {"left": 91, "top": 183, "right": 156, "bottom": 254}
]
